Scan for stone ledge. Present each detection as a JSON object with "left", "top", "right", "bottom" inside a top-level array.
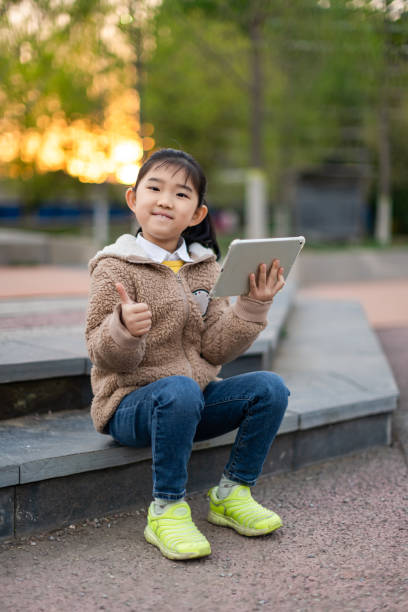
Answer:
[
  {"left": 0, "top": 408, "right": 300, "bottom": 488},
  {"left": 0, "top": 228, "right": 97, "bottom": 266},
  {"left": 0, "top": 294, "right": 400, "bottom": 539},
  {"left": 0, "top": 280, "right": 296, "bottom": 384},
  {"left": 0, "top": 297, "right": 398, "bottom": 492},
  {"left": 1, "top": 413, "right": 393, "bottom": 539},
  {"left": 276, "top": 298, "right": 399, "bottom": 430}
]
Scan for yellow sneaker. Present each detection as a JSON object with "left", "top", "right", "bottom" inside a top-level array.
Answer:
[
  {"left": 144, "top": 501, "right": 211, "bottom": 560},
  {"left": 207, "top": 485, "right": 282, "bottom": 536}
]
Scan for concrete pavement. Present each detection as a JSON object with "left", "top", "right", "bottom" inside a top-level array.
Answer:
[
  {"left": 1, "top": 444, "right": 407, "bottom": 611},
  {"left": 300, "top": 279, "right": 408, "bottom": 329},
  {"left": 0, "top": 265, "right": 90, "bottom": 299},
  {"left": 1, "top": 246, "right": 408, "bottom": 326}
]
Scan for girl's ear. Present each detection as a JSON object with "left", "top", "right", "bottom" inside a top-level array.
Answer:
[
  {"left": 188, "top": 204, "right": 208, "bottom": 227},
  {"left": 126, "top": 188, "right": 137, "bottom": 213}
]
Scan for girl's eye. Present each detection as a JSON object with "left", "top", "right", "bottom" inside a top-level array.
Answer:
[
  {"left": 148, "top": 186, "right": 159, "bottom": 192},
  {"left": 177, "top": 192, "right": 189, "bottom": 198}
]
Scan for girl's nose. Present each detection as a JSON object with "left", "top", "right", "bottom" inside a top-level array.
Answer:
[{"left": 158, "top": 194, "right": 172, "bottom": 207}]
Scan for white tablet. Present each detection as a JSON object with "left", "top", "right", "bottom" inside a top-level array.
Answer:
[{"left": 210, "top": 236, "right": 305, "bottom": 298}]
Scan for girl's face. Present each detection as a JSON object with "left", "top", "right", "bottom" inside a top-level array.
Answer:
[{"left": 126, "top": 163, "right": 208, "bottom": 253}]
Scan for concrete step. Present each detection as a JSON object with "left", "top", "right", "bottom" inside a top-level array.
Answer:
[
  {"left": 0, "top": 228, "right": 97, "bottom": 266},
  {"left": 0, "top": 279, "right": 296, "bottom": 419},
  {"left": 0, "top": 295, "right": 398, "bottom": 540}
]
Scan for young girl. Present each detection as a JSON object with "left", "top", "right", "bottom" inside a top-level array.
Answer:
[{"left": 86, "top": 148, "right": 290, "bottom": 561}]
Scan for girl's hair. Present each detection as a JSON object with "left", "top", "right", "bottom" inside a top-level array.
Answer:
[{"left": 133, "top": 148, "right": 220, "bottom": 260}]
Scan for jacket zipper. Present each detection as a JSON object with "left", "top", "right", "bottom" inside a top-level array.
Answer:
[{"left": 153, "top": 258, "right": 213, "bottom": 379}]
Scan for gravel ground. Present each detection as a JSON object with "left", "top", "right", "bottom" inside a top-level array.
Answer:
[{"left": 1, "top": 443, "right": 407, "bottom": 612}]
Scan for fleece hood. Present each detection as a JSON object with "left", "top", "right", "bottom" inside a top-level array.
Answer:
[{"left": 88, "top": 233, "right": 215, "bottom": 274}]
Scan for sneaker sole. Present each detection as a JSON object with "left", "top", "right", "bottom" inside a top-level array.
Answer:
[
  {"left": 207, "top": 510, "right": 282, "bottom": 536},
  {"left": 144, "top": 525, "right": 211, "bottom": 560}
]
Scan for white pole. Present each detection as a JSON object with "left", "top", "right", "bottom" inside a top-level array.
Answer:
[
  {"left": 245, "top": 169, "right": 267, "bottom": 238},
  {"left": 92, "top": 189, "right": 109, "bottom": 247},
  {"left": 375, "top": 192, "right": 391, "bottom": 245}
]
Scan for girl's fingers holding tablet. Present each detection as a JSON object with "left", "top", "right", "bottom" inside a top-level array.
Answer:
[
  {"left": 276, "top": 267, "right": 285, "bottom": 289},
  {"left": 267, "top": 259, "right": 280, "bottom": 282},
  {"left": 257, "top": 262, "right": 267, "bottom": 287},
  {"left": 246, "top": 260, "right": 285, "bottom": 301},
  {"left": 249, "top": 271, "right": 257, "bottom": 294},
  {"left": 269, "top": 259, "right": 280, "bottom": 278}
]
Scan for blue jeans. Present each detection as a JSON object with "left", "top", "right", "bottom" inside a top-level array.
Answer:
[{"left": 108, "top": 371, "right": 290, "bottom": 501}]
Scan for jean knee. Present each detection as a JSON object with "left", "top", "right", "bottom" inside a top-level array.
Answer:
[
  {"left": 253, "top": 371, "right": 290, "bottom": 413},
  {"left": 154, "top": 376, "right": 204, "bottom": 418}
]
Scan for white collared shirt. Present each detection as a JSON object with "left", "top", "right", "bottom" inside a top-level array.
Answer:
[{"left": 135, "top": 233, "right": 193, "bottom": 263}]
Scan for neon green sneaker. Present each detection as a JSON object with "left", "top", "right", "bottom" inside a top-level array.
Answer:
[
  {"left": 207, "top": 485, "right": 282, "bottom": 536},
  {"left": 144, "top": 501, "right": 211, "bottom": 560}
]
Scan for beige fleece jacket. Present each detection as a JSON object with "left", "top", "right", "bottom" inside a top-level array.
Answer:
[{"left": 86, "top": 234, "right": 273, "bottom": 433}]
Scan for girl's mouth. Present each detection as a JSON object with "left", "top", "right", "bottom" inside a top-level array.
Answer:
[{"left": 153, "top": 213, "right": 172, "bottom": 220}]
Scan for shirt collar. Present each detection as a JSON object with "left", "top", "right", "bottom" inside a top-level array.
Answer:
[{"left": 135, "top": 233, "right": 193, "bottom": 263}]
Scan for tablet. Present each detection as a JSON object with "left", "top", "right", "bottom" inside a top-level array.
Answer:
[{"left": 209, "top": 236, "right": 305, "bottom": 298}]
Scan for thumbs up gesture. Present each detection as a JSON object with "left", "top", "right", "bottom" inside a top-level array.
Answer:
[{"left": 115, "top": 283, "right": 152, "bottom": 337}]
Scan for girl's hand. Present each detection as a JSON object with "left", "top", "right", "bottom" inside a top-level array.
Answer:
[
  {"left": 246, "top": 259, "right": 285, "bottom": 302},
  {"left": 115, "top": 282, "right": 152, "bottom": 337}
]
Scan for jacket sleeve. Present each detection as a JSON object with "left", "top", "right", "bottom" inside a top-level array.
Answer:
[
  {"left": 200, "top": 265, "right": 273, "bottom": 366},
  {"left": 85, "top": 260, "right": 147, "bottom": 373}
]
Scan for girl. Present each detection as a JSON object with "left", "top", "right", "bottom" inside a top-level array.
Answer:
[{"left": 86, "top": 148, "right": 290, "bottom": 561}]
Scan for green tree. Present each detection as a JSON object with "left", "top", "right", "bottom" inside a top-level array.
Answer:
[
  {"left": 0, "top": 0, "right": 131, "bottom": 205},
  {"left": 142, "top": 0, "right": 408, "bottom": 238}
]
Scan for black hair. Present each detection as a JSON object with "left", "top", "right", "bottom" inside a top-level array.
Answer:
[{"left": 133, "top": 148, "right": 220, "bottom": 260}]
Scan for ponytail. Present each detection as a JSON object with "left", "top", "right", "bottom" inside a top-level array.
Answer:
[{"left": 182, "top": 210, "right": 221, "bottom": 260}]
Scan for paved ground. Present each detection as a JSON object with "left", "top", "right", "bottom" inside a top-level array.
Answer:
[
  {"left": 1, "top": 248, "right": 408, "bottom": 611},
  {"left": 1, "top": 248, "right": 408, "bottom": 327},
  {"left": 298, "top": 247, "right": 408, "bottom": 286},
  {"left": 0, "top": 265, "right": 90, "bottom": 299},
  {"left": 1, "top": 444, "right": 407, "bottom": 612},
  {"left": 300, "top": 279, "right": 408, "bottom": 328}
]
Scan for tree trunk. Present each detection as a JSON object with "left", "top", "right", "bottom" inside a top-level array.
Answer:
[
  {"left": 135, "top": 25, "right": 144, "bottom": 129},
  {"left": 246, "top": 15, "right": 268, "bottom": 237},
  {"left": 248, "top": 17, "right": 263, "bottom": 169}
]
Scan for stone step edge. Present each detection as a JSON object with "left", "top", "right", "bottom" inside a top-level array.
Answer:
[
  {"left": 0, "top": 409, "right": 295, "bottom": 488},
  {"left": 0, "top": 295, "right": 400, "bottom": 540},
  {"left": 0, "top": 296, "right": 399, "bottom": 489},
  {"left": 0, "top": 396, "right": 397, "bottom": 491},
  {"left": 0, "top": 411, "right": 394, "bottom": 540},
  {"left": 0, "top": 280, "right": 297, "bottom": 384}
]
